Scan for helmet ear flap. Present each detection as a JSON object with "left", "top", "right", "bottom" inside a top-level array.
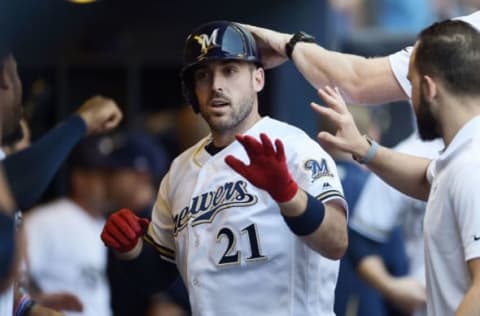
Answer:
[{"left": 181, "top": 73, "right": 200, "bottom": 113}]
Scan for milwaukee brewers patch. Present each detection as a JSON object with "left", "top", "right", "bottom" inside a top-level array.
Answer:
[{"left": 303, "top": 159, "right": 333, "bottom": 182}]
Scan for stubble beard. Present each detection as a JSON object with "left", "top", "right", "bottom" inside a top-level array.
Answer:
[
  {"left": 416, "top": 91, "right": 441, "bottom": 141},
  {"left": 203, "top": 91, "right": 256, "bottom": 134}
]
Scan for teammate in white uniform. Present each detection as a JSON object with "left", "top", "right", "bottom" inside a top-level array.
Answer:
[
  {"left": 24, "top": 198, "right": 111, "bottom": 316},
  {"left": 310, "top": 19, "right": 480, "bottom": 315},
  {"left": 101, "top": 21, "right": 348, "bottom": 316},
  {"left": 349, "top": 133, "right": 443, "bottom": 315}
]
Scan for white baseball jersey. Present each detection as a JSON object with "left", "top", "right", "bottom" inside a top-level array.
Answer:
[
  {"left": 24, "top": 198, "right": 111, "bottom": 316},
  {"left": 423, "top": 116, "right": 480, "bottom": 315},
  {"left": 349, "top": 133, "right": 443, "bottom": 316},
  {"left": 389, "top": 10, "right": 480, "bottom": 98},
  {"left": 146, "top": 116, "right": 347, "bottom": 316}
]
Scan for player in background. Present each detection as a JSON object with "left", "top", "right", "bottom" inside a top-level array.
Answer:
[
  {"left": 348, "top": 133, "right": 443, "bottom": 316},
  {"left": 0, "top": 49, "right": 123, "bottom": 315},
  {"left": 312, "top": 20, "right": 480, "bottom": 315},
  {"left": 101, "top": 21, "right": 348, "bottom": 316}
]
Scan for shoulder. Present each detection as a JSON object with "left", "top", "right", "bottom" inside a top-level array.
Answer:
[{"left": 261, "top": 117, "right": 323, "bottom": 151}]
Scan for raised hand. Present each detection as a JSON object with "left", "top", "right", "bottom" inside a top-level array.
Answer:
[
  {"left": 75, "top": 96, "right": 123, "bottom": 135},
  {"left": 101, "top": 208, "right": 149, "bottom": 253},
  {"left": 240, "top": 23, "right": 291, "bottom": 69},
  {"left": 311, "top": 86, "right": 368, "bottom": 158},
  {"left": 225, "top": 133, "right": 298, "bottom": 202}
]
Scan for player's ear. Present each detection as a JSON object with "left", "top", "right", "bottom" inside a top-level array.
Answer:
[
  {"left": 252, "top": 66, "right": 265, "bottom": 93},
  {"left": 421, "top": 75, "right": 436, "bottom": 102}
]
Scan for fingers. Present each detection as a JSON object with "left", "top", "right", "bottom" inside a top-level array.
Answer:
[
  {"left": 317, "top": 86, "right": 348, "bottom": 114},
  {"left": 316, "top": 131, "right": 342, "bottom": 149},
  {"left": 139, "top": 218, "right": 150, "bottom": 233},
  {"left": 274, "top": 138, "right": 286, "bottom": 162},
  {"left": 118, "top": 209, "right": 143, "bottom": 236},
  {"left": 101, "top": 209, "right": 147, "bottom": 251},
  {"left": 259, "top": 133, "right": 274, "bottom": 155},
  {"left": 236, "top": 134, "right": 262, "bottom": 157},
  {"left": 310, "top": 101, "right": 343, "bottom": 126},
  {"left": 225, "top": 155, "right": 249, "bottom": 177}
]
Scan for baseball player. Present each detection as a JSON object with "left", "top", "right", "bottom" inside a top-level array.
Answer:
[
  {"left": 101, "top": 21, "right": 348, "bottom": 316},
  {"left": 312, "top": 20, "right": 480, "bottom": 315}
]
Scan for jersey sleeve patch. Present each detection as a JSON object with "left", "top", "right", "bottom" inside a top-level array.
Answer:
[
  {"left": 303, "top": 158, "right": 333, "bottom": 183},
  {"left": 143, "top": 233, "right": 175, "bottom": 262}
]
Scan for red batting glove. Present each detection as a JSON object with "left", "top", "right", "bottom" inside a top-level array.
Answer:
[
  {"left": 225, "top": 133, "right": 298, "bottom": 202},
  {"left": 101, "top": 208, "right": 150, "bottom": 253}
]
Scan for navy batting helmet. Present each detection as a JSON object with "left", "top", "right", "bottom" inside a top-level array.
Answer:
[{"left": 180, "top": 21, "right": 262, "bottom": 113}]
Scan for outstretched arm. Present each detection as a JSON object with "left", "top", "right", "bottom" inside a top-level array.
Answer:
[
  {"left": 455, "top": 258, "right": 480, "bottom": 316},
  {"left": 312, "top": 86, "right": 431, "bottom": 200},
  {"left": 225, "top": 134, "right": 347, "bottom": 260},
  {"left": 242, "top": 24, "right": 408, "bottom": 105}
]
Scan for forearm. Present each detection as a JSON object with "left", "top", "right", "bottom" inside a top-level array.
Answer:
[
  {"left": 279, "top": 189, "right": 347, "bottom": 259},
  {"left": 457, "top": 259, "right": 480, "bottom": 316},
  {"left": 3, "top": 115, "right": 86, "bottom": 210},
  {"left": 350, "top": 138, "right": 431, "bottom": 200},
  {"left": 455, "top": 284, "right": 480, "bottom": 316},
  {"left": 110, "top": 240, "right": 179, "bottom": 293},
  {"left": 358, "top": 256, "right": 396, "bottom": 296},
  {"left": 292, "top": 44, "right": 407, "bottom": 105},
  {"left": 365, "top": 146, "right": 431, "bottom": 200}
]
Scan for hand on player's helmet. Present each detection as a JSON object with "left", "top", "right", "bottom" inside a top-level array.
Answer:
[
  {"left": 240, "top": 23, "right": 291, "bottom": 69},
  {"left": 225, "top": 133, "right": 298, "bottom": 202},
  {"left": 101, "top": 208, "right": 149, "bottom": 253},
  {"left": 76, "top": 95, "right": 123, "bottom": 135}
]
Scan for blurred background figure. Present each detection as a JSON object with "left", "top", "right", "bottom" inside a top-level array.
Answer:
[
  {"left": 103, "top": 130, "right": 189, "bottom": 316},
  {"left": 349, "top": 133, "right": 443, "bottom": 316},
  {"left": 319, "top": 104, "right": 411, "bottom": 316},
  {"left": 23, "top": 135, "right": 114, "bottom": 316}
]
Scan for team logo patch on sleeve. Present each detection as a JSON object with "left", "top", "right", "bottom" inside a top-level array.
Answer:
[{"left": 304, "top": 159, "right": 333, "bottom": 182}]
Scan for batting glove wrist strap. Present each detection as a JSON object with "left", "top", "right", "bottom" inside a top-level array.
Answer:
[
  {"left": 283, "top": 194, "right": 325, "bottom": 236},
  {"left": 225, "top": 133, "right": 298, "bottom": 202}
]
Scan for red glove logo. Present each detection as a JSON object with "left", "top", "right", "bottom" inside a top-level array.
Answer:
[
  {"left": 225, "top": 133, "right": 298, "bottom": 202},
  {"left": 101, "top": 208, "right": 149, "bottom": 253}
]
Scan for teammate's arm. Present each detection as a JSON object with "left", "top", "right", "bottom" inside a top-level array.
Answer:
[
  {"left": 455, "top": 258, "right": 480, "bottom": 316},
  {"left": 241, "top": 24, "right": 407, "bottom": 105},
  {"left": 312, "top": 86, "right": 431, "bottom": 200},
  {"left": 101, "top": 209, "right": 179, "bottom": 292},
  {"left": 225, "top": 133, "right": 347, "bottom": 260}
]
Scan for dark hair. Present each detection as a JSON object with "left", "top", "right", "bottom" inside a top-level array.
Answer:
[{"left": 415, "top": 20, "right": 480, "bottom": 96}]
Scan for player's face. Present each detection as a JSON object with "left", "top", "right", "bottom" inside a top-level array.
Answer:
[
  {"left": 0, "top": 55, "right": 23, "bottom": 144},
  {"left": 408, "top": 46, "right": 441, "bottom": 140},
  {"left": 193, "top": 60, "right": 264, "bottom": 134}
]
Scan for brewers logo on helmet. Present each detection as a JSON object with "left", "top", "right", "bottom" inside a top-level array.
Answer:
[{"left": 180, "top": 21, "right": 262, "bottom": 112}]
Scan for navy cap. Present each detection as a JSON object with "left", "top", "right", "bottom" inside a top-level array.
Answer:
[
  {"left": 70, "top": 131, "right": 168, "bottom": 179},
  {"left": 107, "top": 131, "right": 168, "bottom": 178}
]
